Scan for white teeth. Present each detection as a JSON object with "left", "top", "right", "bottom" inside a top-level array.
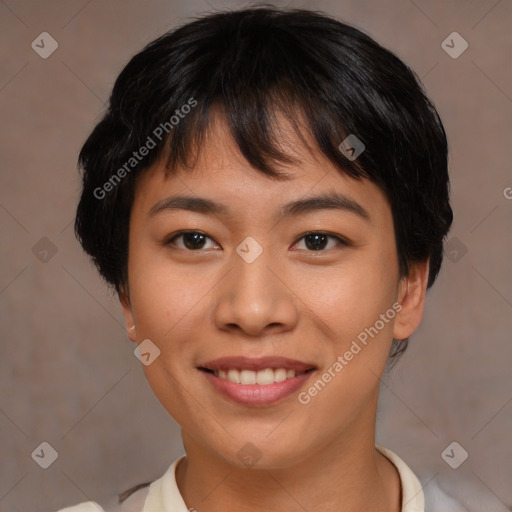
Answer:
[
  {"left": 213, "top": 368, "right": 301, "bottom": 385},
  {"left": 274, "top": 368, "right": 287, "bottom": 382},
  {"left": 256, "top": 368, "right": 274, "bottom": 385},
  {"left": 227, "top": 369, "right": 240, "bottom": 383},
  {"left": 240, "top": 369, "right": 256, "bottom": 385}
]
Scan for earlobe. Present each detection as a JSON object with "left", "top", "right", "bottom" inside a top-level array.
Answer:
[
  {"left": 393, "top": 259, "right": 430, "bottom": 341},
  {"left": 119, "top": 290, "right": 138, "bottom": 343}
]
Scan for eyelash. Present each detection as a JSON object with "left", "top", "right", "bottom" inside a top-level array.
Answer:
[{"left": 164, "top": 230, "right": 349, "bottom": 252}]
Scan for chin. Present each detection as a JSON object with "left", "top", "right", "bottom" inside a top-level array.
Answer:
[{"left": 215, "top": 436, "right": 309, "bottom": 471}]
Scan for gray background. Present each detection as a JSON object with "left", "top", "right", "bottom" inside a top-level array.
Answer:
[{"left": 0, "top": 0, "right": 511, "bottom": 511}]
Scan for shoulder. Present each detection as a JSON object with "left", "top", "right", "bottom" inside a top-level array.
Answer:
[
  {"left": 55, "top": 503, "right": 105, "bottom": 512},
  {"left": 54, "top": 455, "right": 186, "bottom": 512},
  {"left": 104, "top": 484, "right": 151, "bottom": 512},
  {"left": 423, "top": 481, "right": 470, "bottom": 512},
  {"left": 55, "top": 485, "right": 151, "bottom": 512},
  {"left": 376, "top": 446, "right": 470, "bottom": 512}
]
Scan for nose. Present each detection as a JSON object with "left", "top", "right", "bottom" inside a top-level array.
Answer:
[{"left": 213, "top": 246, "right": 299, "bottom": 337}]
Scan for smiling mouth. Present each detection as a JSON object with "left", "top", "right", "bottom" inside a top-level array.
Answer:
[{"left": 198, "top": 367, "right": 315, "bottom": 385}]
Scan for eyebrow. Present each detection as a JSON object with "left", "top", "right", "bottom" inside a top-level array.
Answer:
[{"left": 149, "top": 191, "right": 371, "bottom": 223}]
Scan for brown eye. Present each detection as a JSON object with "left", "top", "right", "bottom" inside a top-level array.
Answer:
[
  {"left": 167, "top": 231, "right": 218, "bottom": 250},
  {"left": 293, "top": 232, "right": 347, "bottom": 251}
]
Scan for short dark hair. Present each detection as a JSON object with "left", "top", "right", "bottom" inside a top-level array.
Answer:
[{"left": 75, "top": 6, "right": 453, "bottom": 358}]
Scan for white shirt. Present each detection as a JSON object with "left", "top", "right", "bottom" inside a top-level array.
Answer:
[{"left": 56, "top": 446, "right": 467, "bottom": 512}]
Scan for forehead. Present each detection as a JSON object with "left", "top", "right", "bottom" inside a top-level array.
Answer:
[{"left": 134, "top": 110, "right": 391, "bottom": 224}]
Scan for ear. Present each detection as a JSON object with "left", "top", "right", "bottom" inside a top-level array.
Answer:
[
  {"left": 119, "top": 287, "right": 138, "bottom": 343},
  {"left": 393, "top": 259, "right": 430, "bottom": 341}
]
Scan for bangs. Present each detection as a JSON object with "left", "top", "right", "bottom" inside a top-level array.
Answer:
[{"left": 161, "top": 90, "right": 368, "bottom": 183}]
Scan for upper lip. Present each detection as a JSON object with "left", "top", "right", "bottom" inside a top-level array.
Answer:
[{"left": 198, "top": 356, "right": 316, "bottom": 373}]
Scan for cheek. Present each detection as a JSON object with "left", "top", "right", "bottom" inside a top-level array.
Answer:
[
  {"left": 129, "top": 254, "right": 215, "bottom": 340},
  {"left": 129, "top": 261, "right": 210, "bottom": 422},
  {"left": 291, "top": 251, "right": 398, "bottom": 342}
]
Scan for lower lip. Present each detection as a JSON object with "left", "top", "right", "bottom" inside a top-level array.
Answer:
[{"left": 200, "top": 369, "right": 315, "bottom": 406}]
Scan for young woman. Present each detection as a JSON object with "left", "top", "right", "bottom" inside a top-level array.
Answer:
[{"left": 60, "top": 6, "right": 463, "bottom": 511}]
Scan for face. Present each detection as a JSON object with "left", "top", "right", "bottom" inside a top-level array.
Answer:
[{"left": 121, "top": 111, "right": 427, "bottom": 470}]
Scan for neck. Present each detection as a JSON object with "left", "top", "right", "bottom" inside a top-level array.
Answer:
[{"left": 175, "top": 413, "right": 401, "bottom": 512}]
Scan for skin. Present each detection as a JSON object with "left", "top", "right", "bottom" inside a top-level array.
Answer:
[{"left": 121, "top": 109, "right": 430, "bottom": 512}]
